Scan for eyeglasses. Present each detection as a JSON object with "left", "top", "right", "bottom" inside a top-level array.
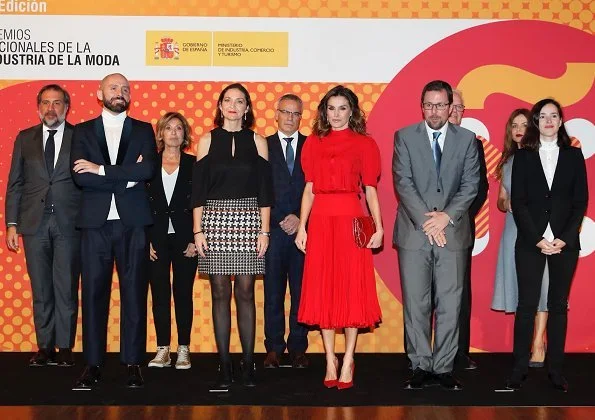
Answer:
[
  {"left": 278, "top": 109, "right": 302, "bottom": 118},
  {"left": 422, "top": 102, "right": 450, "bottom": 111},
  {"left": 452, "top": 104, "right": 465, "bottom": 112}
]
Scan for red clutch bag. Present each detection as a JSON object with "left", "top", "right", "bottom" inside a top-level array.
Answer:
[{"left": 353, "top": 216, "right": 376, "bottom": 248}]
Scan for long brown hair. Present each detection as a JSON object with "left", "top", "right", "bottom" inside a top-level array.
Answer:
[
  {"left": 495, "top": 108, "right": 530, "bottom": 180},
  {"left": 312, "top": 85, "right": 367, "bottom": 137}
]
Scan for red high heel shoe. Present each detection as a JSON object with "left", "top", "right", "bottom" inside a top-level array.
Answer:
[
  {"left": 323, "top": 357, "right": 339, "bottom": 388},
  {"left": 337, "top": 362, "right": 355, "bottom": 390}
]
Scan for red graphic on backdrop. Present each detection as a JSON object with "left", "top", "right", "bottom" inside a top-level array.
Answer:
[{"left": 367, "top": 20, "right": 595, "bottom": 351}]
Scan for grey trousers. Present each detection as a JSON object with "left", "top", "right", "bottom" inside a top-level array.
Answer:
[
  {"left": 398, "top": 245, "right": 466, "bottom": 374},
  {"left": 23, "top": 213, "right": 80, "bottom": 349}
]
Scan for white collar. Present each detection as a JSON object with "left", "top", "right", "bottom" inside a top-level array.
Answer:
[
  {"left": 539, "top": 139, "right": 559, "bottom": 151},
  {"left": 101, "top": 108, "right": 127, "bottom": 124},
  {"left": 42, "top": 121, "right": 65, "bottom": 134},
  {"left": 277, "top": 131, "right": 298, "bottom": 142}
]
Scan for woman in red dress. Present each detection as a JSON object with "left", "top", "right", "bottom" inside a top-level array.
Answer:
[{"left": 295, "top": 85, "right": 383, "bottom": 389}]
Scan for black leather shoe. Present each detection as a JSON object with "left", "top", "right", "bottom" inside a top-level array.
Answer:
[
  {"left": 504, "top": 372, "right": 527, "bottom": 391},
  {"left": 72, "top": 365, "right": 101, "bottom": 390},
  {"left": 126, "top": 365, "right": 144, "bottom": 388},
  {"left": 548, "top": 373, "right": 568, "bottom": 392},
  {"left": 57, "top": 348, "right": 75, "bottom": 367},
  {"left": 290, "top": 352, "right": 309, "bottom": 369},
  {"left": 263, "top": 351, "right": 280, "bottom": 369},
  {"left": 29, "top": 349, "right": 56, "bottom": 367},
  {"left": 456, "top": 354, "right": 478, "bottom": 370},
  {"left": 404, "top": 367, "right": 430, "bottom": 390},
  {"left": 241, "top": 359, "right": 256, "bottom": 387},
  {"left": 216, "top": 361, "right": 234, "bottom": 388},
  {"left": 436, "top": 372, "right": 463, "bottom": 391}
]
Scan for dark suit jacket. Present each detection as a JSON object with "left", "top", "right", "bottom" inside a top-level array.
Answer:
[
  {"left": 146, "top": 152, "right": 194, "bottom": 246},
  {"left": 5, "top": 122, "right": 81, "bottom": 235},
  {"left": 266, "top": 132, "right": 306, "bottom": 228},
  {"left": 468, "top": 138, "right": 489, "bottom": 236},
  {"left": 511, "top": 146, "right": 588, "bottom": 251},
  {"left": 70, "top": 116, "right": 157, "bottom": 228}
]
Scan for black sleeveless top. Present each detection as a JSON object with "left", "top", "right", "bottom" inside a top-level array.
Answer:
[{"left": 191, "top": 127, "right": 273, "bottom": 207}]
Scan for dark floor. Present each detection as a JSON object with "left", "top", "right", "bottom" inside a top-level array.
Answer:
[{"left": 0, "top": 353, "right": 593, "bottom": 407}]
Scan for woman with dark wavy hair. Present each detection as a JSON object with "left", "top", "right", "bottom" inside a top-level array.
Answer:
[
  {"left": 505, "top": 98, "right": 588, "bottom": 392},
  {"left": 192, "top": 83, "right": 273, "bottom": 388},
  {"left": 295, "top": 85, "right": 383, "bottom": 390},
  {"left": 492, "top": 109, "right": 550, "bottom": 367}
]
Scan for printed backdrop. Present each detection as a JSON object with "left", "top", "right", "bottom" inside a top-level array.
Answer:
[{"left": 0, "top": 1, "right": 593, "bottom": 353}]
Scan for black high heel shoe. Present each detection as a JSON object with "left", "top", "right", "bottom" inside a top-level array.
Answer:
[
  {"left": 216, "top": 361, "right": 234, "bottom": 388},
  {"left": 240, "top": 359, "right": 256, "bottom": 387}
]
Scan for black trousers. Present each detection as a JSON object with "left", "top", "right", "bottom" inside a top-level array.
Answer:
[
  {"left": 512, "top": 248, "right": 578, "bottom": 375},
  {"left": 149, "top": 233, "right": 198, "bottom": 346},
  {"left": 263, "top": 228, "right": 308, "bottom": 354},
  {"left": 457, "top": 248, "right": 473, "bottom": 357},
  {"left": 81, "top": 221, "right": 149, "bottom": 366}
]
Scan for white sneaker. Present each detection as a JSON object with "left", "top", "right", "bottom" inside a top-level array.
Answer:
[
  {"left": 175, "top": 345, "right": 191, "bottom": 370},
  {"left": 148, "top": 346, "right": 171, "bottom": 368}
]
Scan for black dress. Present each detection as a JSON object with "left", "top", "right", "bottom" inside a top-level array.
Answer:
[{"left": 192, "top": 127, "right": 273, "bottom": 275}]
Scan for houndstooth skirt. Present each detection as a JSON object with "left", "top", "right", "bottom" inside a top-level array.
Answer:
[{"left": 198, "top": 197, "right": 264, "bottom": 275}]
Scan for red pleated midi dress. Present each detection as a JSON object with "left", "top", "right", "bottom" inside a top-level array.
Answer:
[{"left": 297, "top": 128, "right": 382, "bottom": 329}]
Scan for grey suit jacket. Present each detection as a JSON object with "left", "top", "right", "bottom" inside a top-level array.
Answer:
[
  {"left": 5, "top": 122, "right": 81, "bottom": 236},
  {"left": 392, "top": 121, "right": 479, "bottom": 251}
]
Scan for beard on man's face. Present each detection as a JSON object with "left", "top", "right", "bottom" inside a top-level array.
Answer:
[
  {"left": 40, "top": 110, "right": 66, "bottom": 129},
  {"left": 103, "top": 96, "right": 130, "bottom": 113}
]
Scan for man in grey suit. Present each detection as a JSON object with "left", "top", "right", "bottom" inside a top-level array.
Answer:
[
  {"left": 5, "top": 84, "right": 81, "bottom": 367},
  {"left": 393, "top": 80, "right": 479, "bottom": 390}
]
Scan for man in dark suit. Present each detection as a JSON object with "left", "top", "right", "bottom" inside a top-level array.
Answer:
[
  {"left": 448, "top": 89, "right": 489, "bottom": 371},
  {"left": 393, "top": 80, "right": 479, "bottom": 391},
  {"left": 263, "top": 94, "right": 309, "bottom": 369},
  {"left": 70, "top": 73, "right": 157, "bottom": 390},
  {"left": 5, "top": 84, "right": 81, "bottom": 367}
]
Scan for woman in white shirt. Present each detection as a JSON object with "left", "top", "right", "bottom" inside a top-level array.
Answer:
[
  {"left": 505, "top": 99, "right": 588, "bottom": 392},
  {"left": 146, "top": 112, "right": 198, "bottom": 370}
]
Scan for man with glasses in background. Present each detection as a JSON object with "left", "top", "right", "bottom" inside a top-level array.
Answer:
[
  {"left": 263, "top": 94, "right": 309, "bottom": 369},
  {"left": 393, "top": 80, "right": 479, "bottom": 391},
  {"left": 448, "top": 89, "right": 489, "bottom": 371}
]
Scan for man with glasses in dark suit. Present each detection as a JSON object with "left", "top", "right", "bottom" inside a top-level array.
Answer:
[{"left": 263, "top": 94, "right": 309, "bottom": 369}]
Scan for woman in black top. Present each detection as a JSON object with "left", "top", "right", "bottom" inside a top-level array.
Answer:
[
  {"left": 506, "top": 98, "right": 588, "bottom": 392},
  {"left": 192, "top": 83, "right": 273, "bottom": 387},
  {"left": 146, "top": 112, "right": 198, "bottom": 370}
]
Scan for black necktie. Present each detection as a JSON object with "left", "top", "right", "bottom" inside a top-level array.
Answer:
[
  {"left": 44, "top": 129, "right": 57, "bottom": 209},
  {"left": 432, "top": 131, "right": 442, "bottom": 175},
  {"left": 284, "top": 137, "right": 294, "bottom": 174},
  {"left": 45, "top": 129, "right": 57, "bottom": 177}
]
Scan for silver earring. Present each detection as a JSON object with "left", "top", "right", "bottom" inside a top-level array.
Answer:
[{"left": 244, "top": 113, "right": 247, "bottom": 121}]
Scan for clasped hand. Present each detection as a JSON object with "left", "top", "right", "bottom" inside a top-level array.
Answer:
[
  {"left": 537, "top": 238, "right": 566, "bottom": 255},
  {"left": 422, "top": 211, "right": 450, "bottom": 247}
]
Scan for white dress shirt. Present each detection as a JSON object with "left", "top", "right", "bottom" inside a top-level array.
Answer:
[
  {"left": 98, "top": 109, "right": 127, "bottom": 220},
  {"left": 539, "top": 139, "right": 559, "bottom": 242},
  {"left": 162, "top": 166, "right": 179, "bottom": 234},
  {"left": 425, "top": 121, "right": 448, "bottom": 151},
  {"left": 42, "top": 121, "right": 66, "bottom": 168},
  {"left": 277, "top": 131, "right": 298, "bottom": 161}
]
